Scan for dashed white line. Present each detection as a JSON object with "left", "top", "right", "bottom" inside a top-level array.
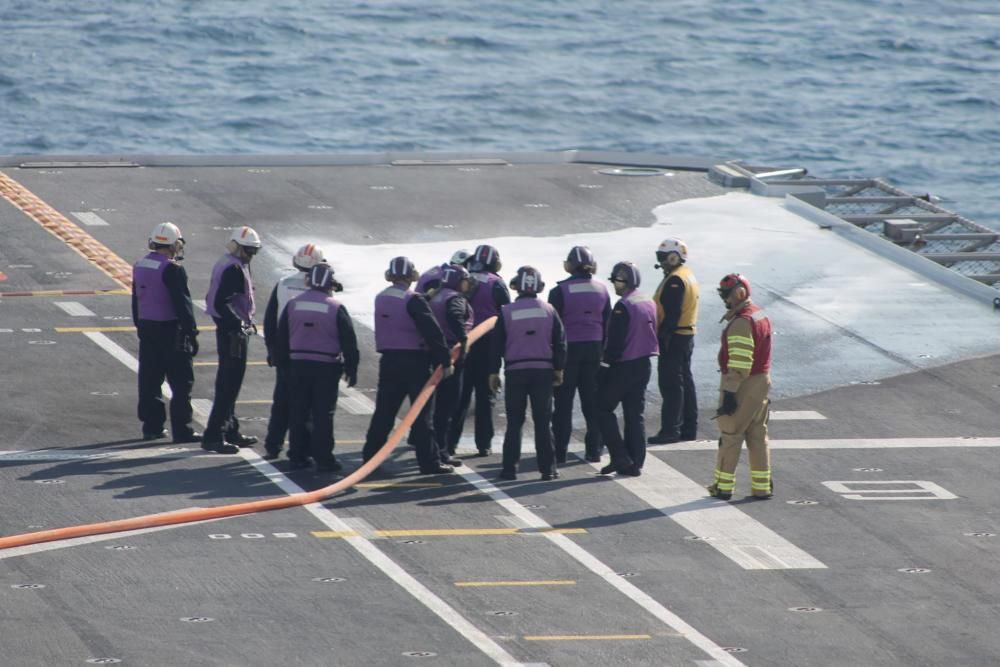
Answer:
[
  {"left": 70, "top": 211, "right": 110, "bottom": 227},
  {"left": 770, "top": 410, "right": 826, "bottom": 420},
  {"left": 55, "top": 301, "right": 96, "bottom": 317}
]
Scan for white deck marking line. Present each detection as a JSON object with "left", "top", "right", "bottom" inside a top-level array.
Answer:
[
  {"left": 770, "top": 410, "right": 826, "bottom": 420},
  {"left": 243, "top": 454, "right": 529, "bottom": 667},
  {"left": 192, "top": 298, "right": 207, "bottom": 312},
  {"left": 0, "top": 512, "right": 227, "bottom": 560},
  {"left": 585, "top": 451, "right": 825, "bottom": 570},
  {"left": 341, "top": 517, "right": 384, "bottom": 540},
  {"left": 455, "top": 467, "right": 746, "bottom": 667},
  {"left": 337, "top": 381, "right": 375, "bottom": 415},
  {"left": 70, "top": 211, "right": 110, "bottom": 227},
  {"left": 55, "top": 301, "right": 96, "bottom": 317},
  {"left": 79, "top": 330, "right": 530, "bottom": 667},
  {"left": 648, "top": 436, "right": 1000, "bottom": 451}
]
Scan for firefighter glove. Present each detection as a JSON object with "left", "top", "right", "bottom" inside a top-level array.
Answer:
[
  {"left": 717, "top": 391, "right": 738, "bottom": 417},
  {"left": 553, "top": 369, "right": 564, "bottom": 387},
  {"left": 488, "top": 373, "right": 501, "bottom": 393}
]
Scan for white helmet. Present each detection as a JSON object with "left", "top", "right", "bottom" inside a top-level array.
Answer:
[
  {"left": 149, "top": 222, "right": 182, "bottom": 248},
  {"left": 656, "top": 238, "right": 688, "bottom": 267},
  {"left": 450, "top": 249, "right": 472, "bottom": 266},
  {"left": 293, "top": 243, "right": 326, "bottom": 271},
  {"left": 229, "top": 225, "right": 262, "bottom": 249}
]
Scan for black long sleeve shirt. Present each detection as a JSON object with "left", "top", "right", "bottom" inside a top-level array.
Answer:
[
  {"left": 489, "top": 295, "right": 567, "bottom": 374},
  {"left": 406, "top": 292, "right": 452, "bottom": 368},
  {"left": 131, "top": 260, "right": 198, "bottom": 334},
  {"left": 602, "top": 299, "right": 632, "bottom": 365},
  {"left": 656, "top": 273, "right": 685, "bottom": 342}
]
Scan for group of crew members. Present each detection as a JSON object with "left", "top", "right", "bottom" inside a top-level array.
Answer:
[{"left": 131, "top": 223, "right": 773, "bottom": 500}]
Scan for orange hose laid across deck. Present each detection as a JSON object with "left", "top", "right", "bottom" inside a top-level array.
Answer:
[{"left": 0, "top": 317, "right": 497, "bottom": 551}]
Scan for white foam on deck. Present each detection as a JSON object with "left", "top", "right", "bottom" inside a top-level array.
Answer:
[{"left": 273, "top": 192, "right": 1000, "bottom": 402}]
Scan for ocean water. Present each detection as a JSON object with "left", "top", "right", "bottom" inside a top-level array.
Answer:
[{"left": 1, "top": 0, "right": 997, "bottom": 225}]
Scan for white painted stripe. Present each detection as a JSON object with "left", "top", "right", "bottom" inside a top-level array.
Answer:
[
  {"left": 193, "top": 299, "right": 207, "bottom": 312},
  {"left": 601, "top": 453, "right": 825, "bottom": 570},
  {"left": 648, "top": 436, "right": 1000, "bottom": 451},
  {"left": 55, "top": 301, "right": 96, "bottom": 317},
  {"left": 70, "top": 211, "right": 109, "bottom": 227},
  {"left": 243, "top": 453, "right": 526, "bottom": 666},
  {"left": 0, "top": 512, "right": 227, "bottom": 560},
  {"left": 454, "top": 467, "right": 746, "bottom": 667},
  {"left": 83, "top": 331, "right": 138, "bottom": 373},
  {"left": 339, "top": 382, "right": 375, "bottom": 415},
  {"left": 341, "top": 517, "right": 383, "bottom": 540},
  {"left": 770, "top": 410, "right": 826, "bottom": 421},
  {"left": 190, "top": 398, "right": 213, "bottom": 421}
]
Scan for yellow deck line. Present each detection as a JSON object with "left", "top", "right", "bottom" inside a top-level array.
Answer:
[
  {"left": 455, "top": 580, "right": 576, "bottom": 587},
  {"left": 313, "top": 527, "right": 587, "bottom": 538},
  {"left": 523, "top": 635, "right": 651, "bottom": 641}
]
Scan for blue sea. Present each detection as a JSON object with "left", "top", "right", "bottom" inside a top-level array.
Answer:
[{"left": 2, "top": 1, "right": 998, "bottom": 225}]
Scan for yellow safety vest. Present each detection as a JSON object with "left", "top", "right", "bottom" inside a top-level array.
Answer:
[{"left": 653, "top": 264, "right": 699, "bottom": 335}]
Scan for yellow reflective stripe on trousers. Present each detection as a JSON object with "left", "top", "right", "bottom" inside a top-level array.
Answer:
[{"left": 727, "top": 360, "right": 752, "bottom": 370}]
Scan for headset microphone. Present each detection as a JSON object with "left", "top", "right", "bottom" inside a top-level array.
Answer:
[{"left": 654, "top": 263, "right": 662, "bottom": 269}]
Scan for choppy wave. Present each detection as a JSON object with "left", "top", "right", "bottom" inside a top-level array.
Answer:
[{"left": 0, "top": 0, "right": 997, "bottom": 225}]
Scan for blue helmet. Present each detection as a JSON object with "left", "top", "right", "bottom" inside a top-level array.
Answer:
[
  {"left": 440, "top": 263, "right": 471, "bottom": 291},
  {"left": 470, "top": 244, "right": 501, "bottom": 273},
  {"left": 510, "top": 265, "right": 545, "bottom": 295},
  {"left": 565, "top": 245, "right": 597, "bottom": 274},
  {"left": 385, "top": 256, "right": 418, "bottom": 282},
  {"left": 308, "top": 263, "right": 337, "bottom": 291},
  {"left": 608, "top": 261, "right": 641, "bottom": 290}
]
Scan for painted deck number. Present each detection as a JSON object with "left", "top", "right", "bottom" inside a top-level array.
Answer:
[{"left": 823, "top": 480, "right": 957, "bottom": 500}]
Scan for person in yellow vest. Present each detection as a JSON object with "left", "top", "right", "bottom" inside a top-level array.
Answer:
[
  {"left": 707, "top": 273, "right": 773, "bottom": 501},
  {"left": 648, "top": 238, "right": 700, "bottom": 444}
]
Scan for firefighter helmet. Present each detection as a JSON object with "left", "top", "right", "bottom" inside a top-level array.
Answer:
[
  {"left": 656, "top": 238, "right": 688, "bottom": 268},
  {"left": 564, "top": 245, "right": 597, "bottom": 274},
  {"left": 608, "top": 261, "right": 641, "bottom": 289},
  {"left": 717, "top": 273, "right": 751, "bottom": 299},
  {"left": 470, "top": 244, "right": 501, "bottom": 273},
  {"left": 510, "top": 265, "right": 545, "bottom": 295},
  {"left": 293, "top": 243, "right": 326, "bottom": 271},
  {"left": 386, "top": 256, "right": 419, "bottom": 282}
]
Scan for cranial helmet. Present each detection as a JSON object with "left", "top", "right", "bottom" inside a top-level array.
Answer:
[
  {"left": 149, "top": 222, "right": 183, "bottom": 248},
  {"left": 564, "top": 245, "right": 597, "bottom": 274},
  {"left": 230, "top": 225, "right": 262, "bottom": 248},
  {"left": 450, "top": 249, "right": 472, "bottom": 266},
  {"left": 717, "top": 273, "right": 751, "bottom": 299},
  {"left": 386, "top": 256, "right": 419, "bottom": 282},
  {"left": 308, "top": 263, "right": 337, "bottom": 291},
  {"left": 510, "top": 265, "right": 545, "bottom": 295},
  {"left": 293, "top": 243, "right": 326, "bottom": 271},
  {"left": 608, "top": 261, "right": 641, "bottom": 290},
  {"left": 470, "top": 244, "right": 501, "bottom": 273},
  {"left": 656, "top": 238, "right": 688, "bottom": 267},
  {"left": 440, "top": 263, "right": 471, "bottom": 291}
]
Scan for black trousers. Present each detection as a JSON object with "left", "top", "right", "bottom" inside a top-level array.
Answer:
[
  {"left": 264, "top": 364, "right": 290, "bottom": 452},
  {"left": 501, "top": 368, "right": 556, "bottom": 475},
  {"left": 597, "top": 357, "right": 652, "bottom": 470},
  {"left": 449, "top": 335, "right": 495, "bottom": 451},
  {"left": 552, "top": 341, "right": 603, "bottom": 458},
  {"left": 656, "top": 334, "right": 698, "bottom": 439},
  {"left": 204, "top": 326, "right": 248, "bottom": 442},
  {"left": 288, "top": 360, "right": 341, "bottom": 465},
  {"left": 434, "top": 367, "right": 463, "bottom": 456},
  {"left": 363, "top": 352, "right": 440, "bottom": 471},
  {"left": 136, "top": 321, "right": 196, "bottom": 437}
]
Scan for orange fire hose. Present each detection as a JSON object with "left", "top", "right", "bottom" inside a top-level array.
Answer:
[{"left": 0, "top": 317, "right": 497, "bottom": 551}]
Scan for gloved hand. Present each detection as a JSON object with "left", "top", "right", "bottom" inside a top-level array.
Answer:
[
  {"left": 488, "top": 374, "right": 502, "bottom": 393},
  {"left": 441, "top": 364, "right": 454, "bottom": 380},
  {"left": 345, "top": 369, "right": 358, "bottom": 388},
  {"left": 717, "top": 391, "right": 738, "bottom": 417},
  {"left": 553, "top": 369, "right": 564, "bottom": 387}
]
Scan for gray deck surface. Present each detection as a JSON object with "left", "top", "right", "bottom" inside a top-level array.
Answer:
[{"left": 1, "top": 155, "right": 999, "bottom": 666}]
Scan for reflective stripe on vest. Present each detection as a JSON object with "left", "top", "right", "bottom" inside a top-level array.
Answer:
[
  {"left": 558, "top": 278, "right": 609, "bottom": 343},
  {"left": 502, "top": 299, "right": 555, "bottom": 370},
  {"left": 288, "top": 291, "right": 343, "bottom": 363}
]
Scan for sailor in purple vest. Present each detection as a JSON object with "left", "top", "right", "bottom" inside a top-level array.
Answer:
[
  {"left": 261, "top": 243, "right": 328, "bottom": 460},
  {"left": 596, "top": 261, "right": 659, "bottom": 476},
  {"left": 428, "top": 263, "right": 474, "bottom": 461},
  {"left": 548, "top": 245, "right": 611, "bottom": 464},
  {"left": 489, "top": 266, "right": 567, "bottom": 481},
  {"left": 275, "top": 264, "right": 359, "bottom": 473},
  {"left": 415, "top": 248, "right": 471, "bottom": 294},
  {"left": 131, "top": 222, "right": 201, "bottom": 443},
  {"left": 362, "top": 257, "right": 459, "bottom": 475},
  {"left": 201, "top": 225, "right": 262, "bottom": 455},
  {"left": 449, "top": 244, "right": 511, "bottom": 456}
]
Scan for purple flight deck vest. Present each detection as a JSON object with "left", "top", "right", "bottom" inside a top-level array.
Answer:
[
  {"left": 502, "top": 298, "right": 556, "bottom": 370},
  {"left": 288, "top": 290, "right": 343, "bottom": 363},
  {"left": 557, "top": 277, "right": 609, "bottom": 343},
  {"left": 133, "top": 252, "right": 177, "bottom": 321},
  {"left": 205, "top": 253, "right": 255, "bottom": 322},
  {"left": 619, "top": 289, "right": 659, "bottom": 362},
  {"left": 374, "top": 284, "right": 426, "bottom": 352},
  {"left": 430, "top": 287, "right": 472, "bottom": 345},
  {"left": 469, "top": 272, "right": 501, "bottom": 324}
]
